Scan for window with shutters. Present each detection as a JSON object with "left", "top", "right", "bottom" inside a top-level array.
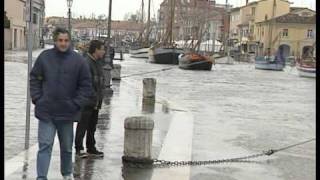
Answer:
[
  {"left": 282, "top": 29, "right": 288, "bottom": 37},
  {"left": 307, "top": 29, "right": 313, "bottom": 38},
  {"left": 33, "top": 13, "right": 38, "bottom": 24}
]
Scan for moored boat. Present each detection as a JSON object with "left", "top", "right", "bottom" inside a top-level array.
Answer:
[
  {"left": 296, "top": 65, "right": 316, "bottom": 78},
  {"left": 255, "top": 56, "right": 285, "bottom": 71},
  {"left": 178, "top": 53, "right": 213, "bottom": 70},
  {"left": 213, "top": 56, "right": 234, "bottom": 64},
  {"left": 296, "top": 58, "right": 316, "bottom": 78},
  {"left": 129, "top": 47, "right": 150, "bottom": 58},
  {"left": 149, "top": 47, "right": 184, "bottom": 64}
]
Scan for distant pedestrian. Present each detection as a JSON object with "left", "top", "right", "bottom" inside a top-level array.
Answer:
[
  {"left": 75, "top": 40, "right": 105, "bottom": 158},
  {"left": 109, "top": 43, "right": 115, "bottom": 64},
  {"left": 30, "top": 27, "right": 93, "bottom": 180}
]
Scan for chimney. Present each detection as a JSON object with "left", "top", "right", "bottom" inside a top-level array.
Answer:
[{"left": 246, "top": 0, "right": 249, "bottom": 5}]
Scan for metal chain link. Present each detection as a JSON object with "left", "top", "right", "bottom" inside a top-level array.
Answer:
[
  {"left": 123, "top": 138, "right": 315, "bottom": 169},
  {"left": 151, "top": 150, "right": 269, "bottom": 168}
]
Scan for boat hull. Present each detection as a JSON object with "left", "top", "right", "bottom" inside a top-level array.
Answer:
[
  {"left": 129, "top": 48, "right": 149, "bottom": 59},
  {"left": 179, "top": 54, "right": 212, "bottom": 70},
  {"left": 149, "top": 48, "right": 184, "bottom": 64},
  {"left": 255, "top": 56, "right": 284, "bottom": 71},
  {"left": 296, "top": 66, "right": 316, "bottom": 78},
  {"left": 255, "top": 62, "right": 284, "bottom": 71}
]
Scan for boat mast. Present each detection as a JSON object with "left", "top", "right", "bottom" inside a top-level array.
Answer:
[
  {"left": 268, "top": 0, "right": 276, "bottom": 51},
  {"left": 137, "top": 0, "right": 145, "bottom": 44},
  {"left": 144, "top": 0, "right": 151, "bottom": 46},
  {"left": 169, "top": 0, "right": 175, "bottom": 45},
  {"left": 141, "top": 0, "right": 144, "bottom": 23}
]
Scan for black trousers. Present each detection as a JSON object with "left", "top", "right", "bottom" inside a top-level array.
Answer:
[{"left": 75, "top": 108, "right": 99, "bottom": 151}]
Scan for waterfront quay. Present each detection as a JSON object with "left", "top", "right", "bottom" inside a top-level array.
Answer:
[{"left": 5, "top": 48, "right": 315, "bottom": 180}]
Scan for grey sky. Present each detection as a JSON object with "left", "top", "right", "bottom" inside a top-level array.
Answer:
[{"left": 45, "top": 0, "right": 315, "bottom": 20}]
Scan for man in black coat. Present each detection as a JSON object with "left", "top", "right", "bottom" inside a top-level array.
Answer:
[
  {"left": 75, "top": 40, "right": 105, "bottom": 158},
  {"left": 30, "top": 27, "right": 93, "bottom": 180}
]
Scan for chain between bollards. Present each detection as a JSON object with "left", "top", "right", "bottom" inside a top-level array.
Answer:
[{"left": 123, "top": 138, "right": 315, "bottom": 168}]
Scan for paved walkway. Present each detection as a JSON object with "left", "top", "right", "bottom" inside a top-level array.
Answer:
[{"left": 5, "top": 64, "right": 194, "bottom": 180}]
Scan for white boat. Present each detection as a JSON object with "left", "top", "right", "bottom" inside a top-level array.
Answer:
[
  {"left": 255, "top": 56, "right": 284, "bottom": 71},
  {"left": 214, "top": 56, "right": 234, "bottom": 64},
  {"left": 296, "top": 65, "right": 316, "bottom": 78},
  {"left": 129, "top": 47, "right": 150, "bottom": 59}
]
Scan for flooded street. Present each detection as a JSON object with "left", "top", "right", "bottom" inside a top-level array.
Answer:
[
  {"left": 122, "top": 56, "right": 315, "bottom": 180},
  {"left": 5, "top": 50, "right": 315, "bottom": 180}
]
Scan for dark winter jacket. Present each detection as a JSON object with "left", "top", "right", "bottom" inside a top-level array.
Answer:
[
  {"left": 84, "top": 53, "right": 105, "bottom": 110},
  {"left": 30, "top": 46, "right": 93, "bottom": 122}
]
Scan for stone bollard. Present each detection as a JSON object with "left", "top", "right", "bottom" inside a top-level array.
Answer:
[
  {"left": 122, "top": 116, "right": 154, "bottom": 165},
  {"left": 111, "top": 64, "right": 121, "bottom": 80},
  {"left": 103, "top": 65, "right": 113, "bottom": 95},
  {"left": 161, "top": 100, "right": 170, "bottom": 113},
  {"left": 142, "top": 78, "right": 156, "bottom": 101},
  {"left": 142, "top": 98, "right": 155, "bottom": 113},
  {"left": 120, "top": 50, "right": 123, "bottom": 60}
]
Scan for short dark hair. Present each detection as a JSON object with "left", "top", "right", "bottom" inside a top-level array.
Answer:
[
  {"left": 52, "top": 27, "right": 70, "bottom": 41},
  {"left": 88, "top": 40, "right": 104, "bottom": 54}
]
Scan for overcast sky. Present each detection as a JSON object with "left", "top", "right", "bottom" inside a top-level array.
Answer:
[{"left": 45, "top": 0, "right": 315, "bottom": 20}]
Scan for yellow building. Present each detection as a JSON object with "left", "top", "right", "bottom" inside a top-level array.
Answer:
[
  {"left": 229, "top": 0, "right": 292, "bottom": 53},
  {"left": 255, "top": 8, "right": 316, "bottom": 58},
  {"left": 5, "top": 0, "right": 27, "bottom": 50},
  {"left": 4, "top": 0, "right": 45, "bottom": 50}
]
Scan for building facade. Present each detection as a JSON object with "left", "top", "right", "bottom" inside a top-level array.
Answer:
[
  {"left": 255, "top": 8, "right": 315, "bottom": 58},
  {"left": 5, "top": 0, "right": 27, "bottom": 50},
  {"left": 4, "top": 0, "right": 45, "bottom": 50},
  {"left": 32, "top": 0, "right": 46, "bottom": 48},
  {"left": 158, "top": 0, "right": 229, "bottom": 43},
  {"left": 229, "top": 0, "right": 292, "bottom": 53},
  {"left": 45, "top": 16, "right": 144, "bottom": 45}
]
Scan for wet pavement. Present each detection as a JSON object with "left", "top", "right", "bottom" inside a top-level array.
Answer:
[{"left": 5, "top": 48, "right": 315, "bottom": 180}]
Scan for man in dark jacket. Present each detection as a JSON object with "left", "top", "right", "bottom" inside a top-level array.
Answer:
[
  {"left": 75, "top": 40, "right": 105, "bottom": 158},
  {"left": 30, "top": 27, "right": 93, "bottom": 180}
]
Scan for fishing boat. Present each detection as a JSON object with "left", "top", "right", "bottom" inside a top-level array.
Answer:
[
  {"left": 254, "top": 0, "right": 284, "bottom": 71},
  {"left": 129, "top": 47, "right": 150, "bottom": 58},
  {"left": 149, "top": 46, "right": 184, "bottom": 64},
  {"left": 296, "top": 56, "right": 316, "bottom": 78},
  {"left": 255, "top": 56, "right": 284, "bottom": 71},
  {"left": 149, "top": 0, "right": 184, "bottom": 64},
  {"left": 296, "top": 41, "right": 316, "bottom": 78},
  {"left": 178, "top": 53, "right": 213, "bottom": 70},
  {"left": 296, "top": 64, "right": 316, "bottom": 78}
]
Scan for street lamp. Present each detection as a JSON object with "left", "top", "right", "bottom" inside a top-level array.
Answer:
[{"left": 66, "top": 0, "right": 73, "bottom": 36}]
